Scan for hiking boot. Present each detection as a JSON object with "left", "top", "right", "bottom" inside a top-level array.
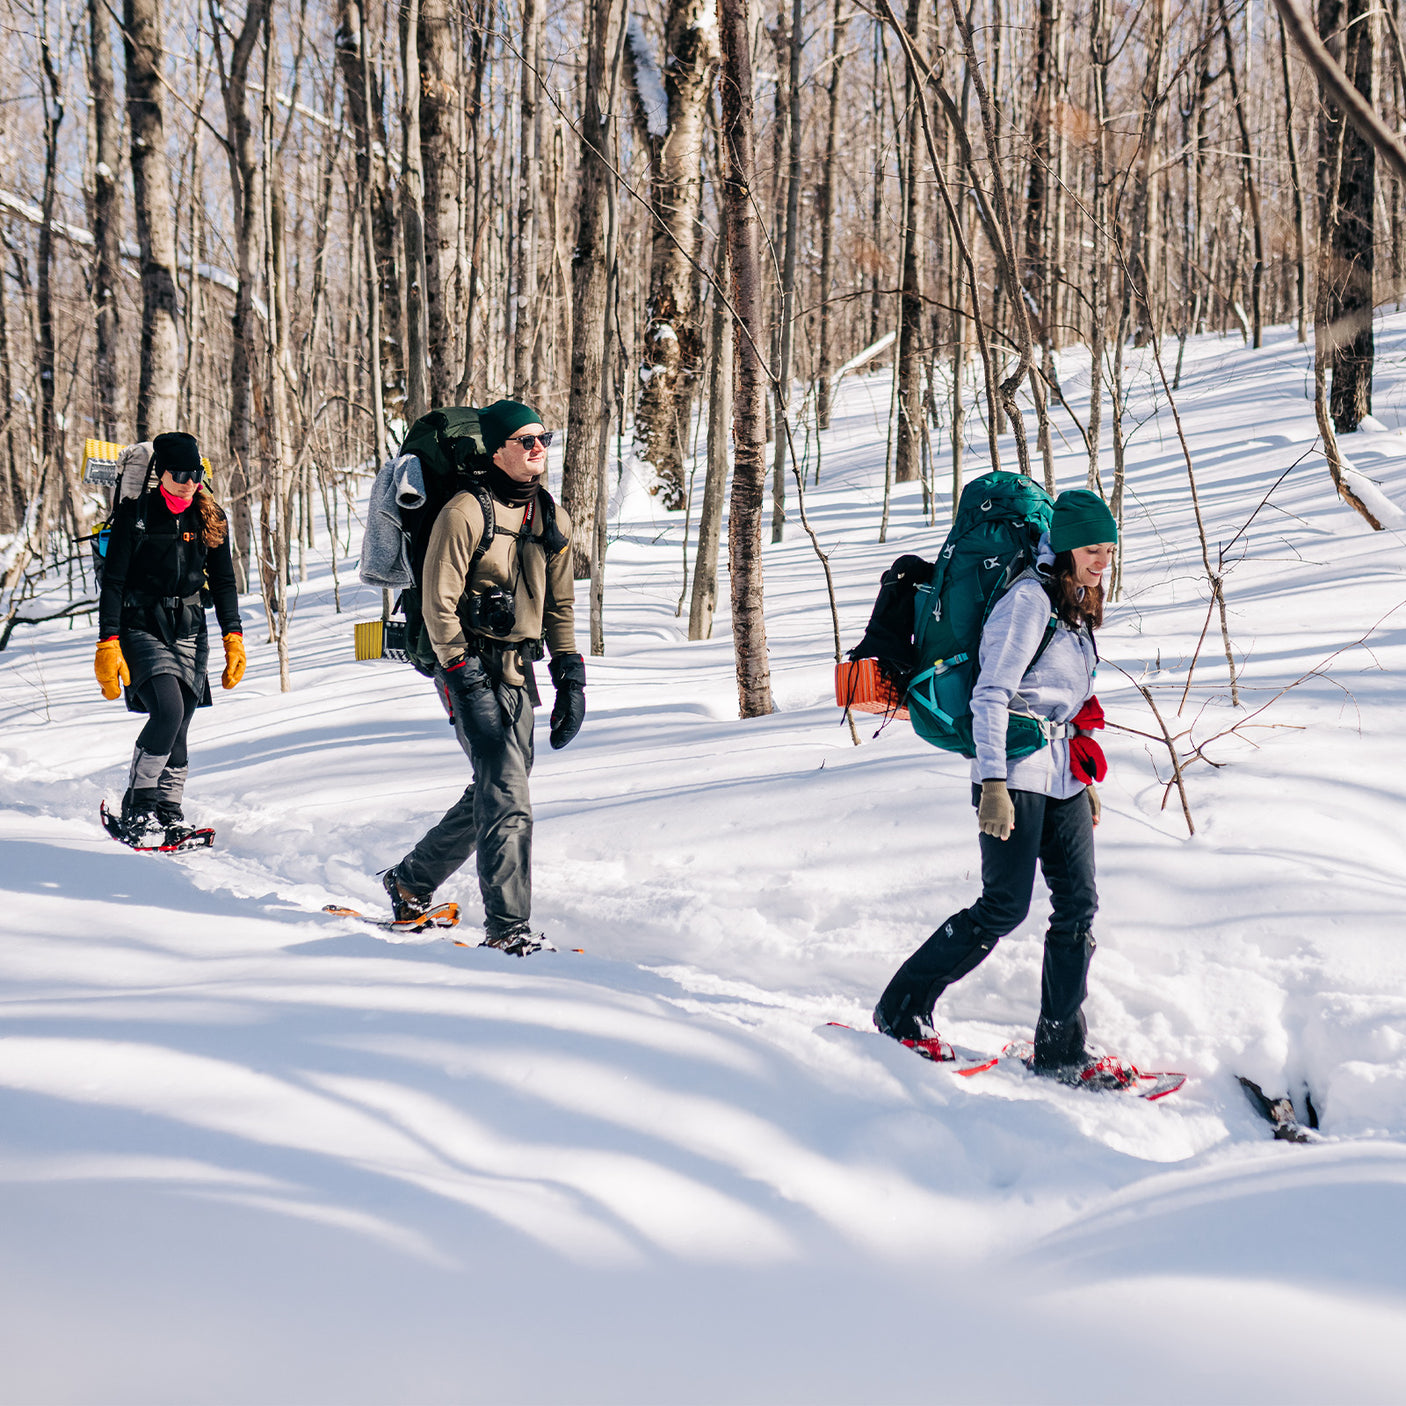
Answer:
[
  {"left": 1035, "top": 1053, "right": 1140, "bottom": 1092},
  {"left": 482, "top": 923, "right": 550, "bottom": 957},
  {"left": 873, "top": 1002, "right": 951, "bottom": 1060},
  {"left": 120, "top": 788, "right": 167, "bottom": 847},
  {"left": 381, "top": 867, "right": 433, "bottom": 923}
]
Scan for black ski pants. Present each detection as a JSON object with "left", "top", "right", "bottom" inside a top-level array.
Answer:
[
  {"left": 127, "top": 673, "right": 199, "bottom": 809},
  {"left": 397, "top": 671, "right": 535, "bottom": 937},
  {"left": 878, "top": 785, "right": 1098, "bottom": 1049}
]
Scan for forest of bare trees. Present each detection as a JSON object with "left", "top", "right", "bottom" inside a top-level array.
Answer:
[{"left": 1, "top": 0, "right": 1402, "bottom": 712}]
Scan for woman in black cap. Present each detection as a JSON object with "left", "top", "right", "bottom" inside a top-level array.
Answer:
[{"left": 94, "top": 432, "right": 245, "bottom": 848}]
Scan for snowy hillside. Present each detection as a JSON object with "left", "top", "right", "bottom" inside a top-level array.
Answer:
[{"left": 3, "top": 321, "right": 1406, "bottom": 1404}]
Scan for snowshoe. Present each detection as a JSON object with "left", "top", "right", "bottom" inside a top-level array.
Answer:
[
  {"left": 101, "top": 801, "right": 215, "bottom": 853},
  {"left": 872, "top": 1003, "right": 954, "bottom": 1062},
  {"left": 474, "top": 925, "right": 555, "bottom": 957},
  {"left": 322, "top": 901, "right": 460, "bottom": 933}
]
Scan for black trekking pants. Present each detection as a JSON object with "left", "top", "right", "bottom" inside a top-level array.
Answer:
[
  {"left": 127, "top": 673, "right": 200, "bottom": 809},
  {"left": 877, "top": 785, "right": 1098, "bottom": 1055},
  {"left": 397, "top": 671, "right": 535, "bottom": 936}
]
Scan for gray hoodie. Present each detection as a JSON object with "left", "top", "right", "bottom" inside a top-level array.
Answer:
[
  {"left": 970, "top": 534, "right": 1097, "bottom": 798},
  {"left": 358, "top": 454, "right": 426, "bottom": 589}
]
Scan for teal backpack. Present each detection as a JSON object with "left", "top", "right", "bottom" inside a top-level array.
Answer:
[
  {"left": 904, "top": 472, "right": 1057, "bottom": 758},
  {"left": 843, "top": 472, "right": 1057, "bottom": 759}
]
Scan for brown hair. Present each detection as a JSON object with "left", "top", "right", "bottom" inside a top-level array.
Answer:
[
  {"left": 192, "top": 486, "right": 227, "bottom": 550},
  {"left": 1050, "top": 549, "right": 1103, "bottom": 630}
]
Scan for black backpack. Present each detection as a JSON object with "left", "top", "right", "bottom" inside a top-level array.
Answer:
[{"left": 393, "top": 408, "right": 567, "bottom": 676}]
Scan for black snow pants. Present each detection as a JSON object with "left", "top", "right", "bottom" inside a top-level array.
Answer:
[
  {"left": 396, "top": 667, "right": 536, "bottom": 937},
  {"left": 876, "top": 785, "right": 1099, "bottom": 1067},
  {"left": 127, "top": 673, "right": 200, "bottom": 814}
]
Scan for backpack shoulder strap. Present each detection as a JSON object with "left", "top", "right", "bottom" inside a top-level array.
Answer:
[
  {"left": 468, "top": 483, "right": 496, "bottom": 572},
  {"left": 533, "top": 487, "right": 570, "bottom": 557}
]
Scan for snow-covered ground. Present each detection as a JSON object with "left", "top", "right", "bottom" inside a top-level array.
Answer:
[{"left": 3, "top": 321, "right": 1406, "bottom": 1404}]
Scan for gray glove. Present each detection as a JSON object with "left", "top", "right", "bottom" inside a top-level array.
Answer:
[{"left": 978, "top": 779, "right": 1015, "bottom": 841}]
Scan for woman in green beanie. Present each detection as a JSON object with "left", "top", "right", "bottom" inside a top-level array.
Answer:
[{"left": 874, "top": 488, "right": 1130, "bottom": 1086}]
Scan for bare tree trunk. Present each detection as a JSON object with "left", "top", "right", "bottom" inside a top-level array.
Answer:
[
  {"left": 690, "top": 229, "right": 731, "bottom": 640},
  {"left": 1086, "top": 0, "right": 1110, "bottom": 491},
  {"left": 814, "top": 0, "right": 848, "bottom": 433},
  {"left": 562, "top": 0, "right": 621, "bottom": 579},
  {"left": 36, "top": 17, "right": 63, "bottom": 509},
  {"left": 123, "top": 0, "right": 181, "bottom": 439},
  {"left": 634, "top": 0, "right": 720, "bottom": 510},
  {"left": 718, "top": 0, "right": 775, "bottom": 717},
  {"left": 400, "top": 0, "right": 430, "bottom": 423},
  {"left": 1218, "top": 0, "right": 1265, "bottom": 348},
  {"left": 211, "top": 0, "right": 268, "bottom": 593},
  {"left": 335, "top": 0, "right": 401, "bottom": 423},
  {"left": 1317, "top": 0, "right": 1376, "bottom": 432},
  {"left": 261, "top": 15, "right": 293, "bottom": 690},
  {"left": 769, "top": 0, "right": 804, "bottom": 537},
  {"left": 894, "top": 0, "right": 924, "bottom": 485},
  {"left": 510, "top": 0, "right": 539, "bottom": 399},
  {"left": 420, "top": 0, "right": 462, "bottom": 405},
  {"left": 1279, "top": 9, "right": 1310, "bottom": 342},
  {"left": 87, "top": 0, "right": 122, "bottom": 441}
]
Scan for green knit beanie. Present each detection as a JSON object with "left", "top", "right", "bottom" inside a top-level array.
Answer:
[
  {"left": 479, "top": 399, "right": 544, "bottom": 454},
  {"left": 1050, "top": 488, "right": 1118, "bottom": 552}
]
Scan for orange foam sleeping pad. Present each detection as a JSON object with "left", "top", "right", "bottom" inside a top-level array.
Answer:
[{"left": 834, "top": 658, "right": 909, "bottom": 720}]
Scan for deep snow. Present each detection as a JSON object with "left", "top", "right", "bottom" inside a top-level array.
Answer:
[{"left": 3, "top": 319, "right": 1406, "bottom": 1405}]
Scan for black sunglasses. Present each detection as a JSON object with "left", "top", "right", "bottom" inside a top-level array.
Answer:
[
  {"left": 506, "top": 432, "right": 554, "bottom": 451},
  {"left": 167, "top": 466, "right": 205, "bottom": 484}
]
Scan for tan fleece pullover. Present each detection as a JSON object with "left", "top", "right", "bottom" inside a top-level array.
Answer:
[{"left": 421, "top": 489, "right": 576, "bottom": 685}]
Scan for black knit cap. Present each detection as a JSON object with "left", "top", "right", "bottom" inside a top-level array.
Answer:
[{"left": 152, "top": 431, "right": 202, "bottom": 478}]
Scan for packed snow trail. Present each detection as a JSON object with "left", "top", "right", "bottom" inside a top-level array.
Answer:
[{"left": 3, "top": 321, "right": 1406, "bottom": 1402}]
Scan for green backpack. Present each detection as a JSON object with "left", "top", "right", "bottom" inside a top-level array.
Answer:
[
  {"left": 393, "top": 406, "right": 567, "bottom": 676},
  {"left": 394, "top": 408, "right": 491, "bottom": 676},
  {"left": 906, "top": 472, "right": 1057, "bottom": 759}
]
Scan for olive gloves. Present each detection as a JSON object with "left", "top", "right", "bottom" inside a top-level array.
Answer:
[{"left": 977, "top": 779, "right": 1015, "bottom": 841}]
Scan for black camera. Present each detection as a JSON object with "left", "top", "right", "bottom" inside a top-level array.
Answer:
[{"left": 471, "top": 584, "right": 517, "bottom": 637}]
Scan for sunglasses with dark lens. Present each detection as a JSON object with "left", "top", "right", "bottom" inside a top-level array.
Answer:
[
  {"left": 506, "top": 432, "right": 554, "bottom": 451},
  {"left": 168, "top": 467, "right": 205, "bottom": 484}
]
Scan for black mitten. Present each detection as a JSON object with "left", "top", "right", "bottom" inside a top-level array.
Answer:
[
  {"left": 440, "top": 655, "right": 505, "bottom": 756},
  {"left": 548, "top": 652, "right": 586, "bottom": 750}
]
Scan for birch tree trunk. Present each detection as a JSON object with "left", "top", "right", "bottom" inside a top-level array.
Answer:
[
  {"left": 561, "top": 0, "right": 620, "bottom": 579},
  {"left": 689, "top": 229, "right": 731, "bottom": 640},
  {"left": 1317, "top": 0, "right": 1376, "bottom": 431},
  {"left": 87, "top": 0, "right": 122, "bottom": 441},
  {"left": 123, "top": 0, "right": 181, "bottom": 439},
  {"left": 510, "top": 0, "right": 539, "bottom": 400},
  {"left": 635, "top": 0, "right": 720, "bottom": 511},
  {"left": 718, "top": 0, "right": 774, "bottom": 717},
  {"left": 814, "top": 0, "right": 848, "bottom": 432},
  {"left": 893, "top": 0, "right": 924, "bottom": 485},
  {"left": 212, "top": 0, "right": 267, "bottom": 593},
  {"left": 420, "top": 0, "right": 462, "bottom": 405}
]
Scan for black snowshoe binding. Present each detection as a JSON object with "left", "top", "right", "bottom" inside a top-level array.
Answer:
[
  {"left": 120, "top": 789, "right": 168, "bottom": 847},
  {"left": 381, "top": 867, "right": 434, "bottom": 923},
  {"left": 481, "top": 924, "right": 553, "bottom": 957}
]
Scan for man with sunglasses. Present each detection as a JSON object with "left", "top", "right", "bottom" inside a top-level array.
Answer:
[{"left": 381, "top": 400, "right": 586, "bottom": 954}]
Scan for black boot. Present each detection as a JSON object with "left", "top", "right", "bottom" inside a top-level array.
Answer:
[
  {"left": 119, "top": 787, "right": 166, "bottom": 847},
  {"left": 1032, "top": 1012, "right": 1089, "bottom": 1073},
  {"left": 381, "top": 866, "right": 433, "bottom": 922},
  {"left": 873, "top": 910, "right": 997, "bottom": 1043}
]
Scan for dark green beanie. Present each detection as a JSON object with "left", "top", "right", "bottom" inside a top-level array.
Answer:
[
  {"left": 1050, "top": 488, "right": 1118, "bottom": 552},
  {"left": 479, "top": 399, "right": 543, "bottom": 454}
]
